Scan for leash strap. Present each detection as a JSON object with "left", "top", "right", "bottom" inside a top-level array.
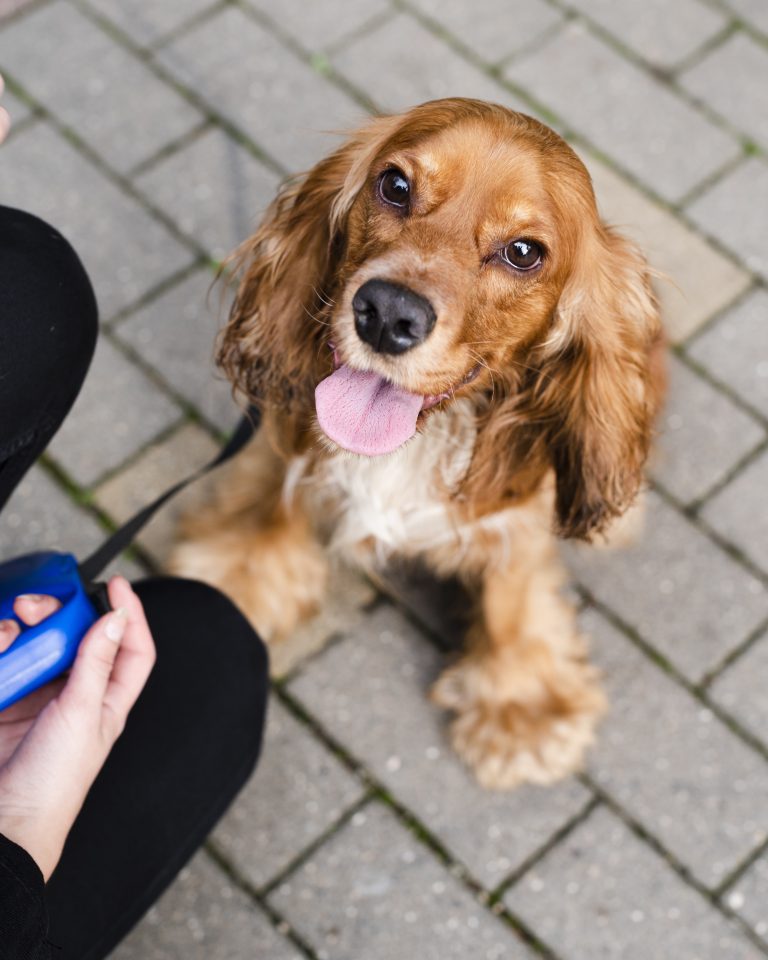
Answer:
[{"left": 78, "top": 406, "right": 260, "bottom": 583}]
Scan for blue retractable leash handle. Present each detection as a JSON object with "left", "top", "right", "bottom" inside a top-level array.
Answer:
[{"left": 0, "top": 407, "right": 260, "bottom": 712}]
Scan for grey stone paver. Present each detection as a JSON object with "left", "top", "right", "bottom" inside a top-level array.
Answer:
[
  {"left": 246, "top": 0, "right": 390, "bottom": 52},
  {"left": 566, "top": 491, "right": 768, "bottom": 682},
  {"left": 114, "top": 268, "right": 237, "bottom": 431},
  {"left": 289, "top": 604, "right": 593, "bottom": 889},
  {"left": 134, "top": 127, "right": 280, "bottom": 260},
  {"left": 585, "top": 152, "right": 751, "bottom": 344},
  {"left": 505, "top": 21, "right": 740, "bottom": 202},
  {"left": 211, "top": 696, "right": 366, "bottom": 891},
  {"left": 269, "top": 802, "right": 529, "bottom": 960},
  {"left": 686, "top": 157, "right": 768, "bottom": 282},
  {"left": 407, "top": 0, "right": 563, "bottom": 64},
  {"left": 584, "top": 606, "right": 768, "bottom": 888},
  {"left": 650, "top": 352, "right": 764, "bottom": 504},
  {"left": 155, "top": 5, "right": 364, "bottom": 173},
  {"left": 0, "top": 465, "right": 144, "bottom": 579},
  {"left": 0, "top": 122, "right": 195, "bottom": 319},
  {"left": 700, "top": 449, "right": 768, "bottom": 575},
  {"left": 724, "top": 0, "right": 768, "bottom": 35},
  {"left": 726, "top": 852, "right": 768, "bottom": 943},
  {"left": 710, "top": 631, "right": 768, "bottom": 744},
  {"left": 332, "top": 12, "right": 531, "bottom": 115},
  {"left": 84, "top": 0, "right": 218, "bottom": 48},
  {"left": 110, "top": 851, "right": 302, "bottom": 960},
  {"left": 506, "top": 806, "right": 763, "bottom": 960},
  {"left": 681, "top": 31, "right": 768, "bottom": 152},
  {"left": 687, "top": 288, "right": 768, "bottom": 417},
  {"left": 92, "top": 422, "right": 220, "bottom": 566},
  {"left": 2, "top": 88, "right": 30, "bottom": 126},
  {"left": 48, "top": 335, "right": 181, "bottom": 486},
  {"left": 568, "top": 0, "right": 728, "bottom": 69},
  {"left": 0, "top": 0, "right": 201, "bottom": 173}
]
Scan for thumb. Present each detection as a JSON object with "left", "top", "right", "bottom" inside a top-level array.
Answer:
[{"left": 60, "top": 608, "right": 129, "bottom": 712}]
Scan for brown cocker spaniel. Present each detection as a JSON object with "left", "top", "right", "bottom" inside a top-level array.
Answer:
[{"left": 171, "top": 98, "right": 665, "bottom": 790}]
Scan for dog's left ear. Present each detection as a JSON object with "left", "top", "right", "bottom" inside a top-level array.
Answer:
[{"left": 536, "top": 225, "right": 664, "bottom": 540}]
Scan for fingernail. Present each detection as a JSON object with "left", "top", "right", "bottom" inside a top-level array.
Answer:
[
  {"left": 105, "top": 608, "right": 128, "bottom": 642},
  {"left": 17, "top": 594, "right": 44, "bottom": 603}
]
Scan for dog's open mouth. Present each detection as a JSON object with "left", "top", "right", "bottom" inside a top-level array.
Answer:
[{"left": 315, "top": 348, "right": 480, "bottom": 456}]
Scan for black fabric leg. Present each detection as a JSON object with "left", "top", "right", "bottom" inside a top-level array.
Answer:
[
  {"left": 0, "top": 205, "right": 97, "bottom": 511},
  {"left": 45, "top": 577, "right": 269, "bottom": 960}
]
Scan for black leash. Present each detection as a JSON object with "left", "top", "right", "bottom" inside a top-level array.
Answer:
[{"left": 78, "top": 406, "right": 261, "bottom": 583}]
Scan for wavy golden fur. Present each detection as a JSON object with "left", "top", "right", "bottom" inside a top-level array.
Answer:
[{"left": 173, "top": 99, "right": 664, "bottom": 789}]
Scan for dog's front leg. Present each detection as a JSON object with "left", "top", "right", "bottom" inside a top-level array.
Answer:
[
  {"left": 432, "top": 540, "right": 606, "bottom": 789},
  {"left": 168, "top": 428, "right": 328, "bottom": 643}
]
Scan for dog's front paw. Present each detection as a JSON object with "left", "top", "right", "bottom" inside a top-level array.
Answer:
[{"left": 432, "top": 655, "right": 606, "bottom": 789}]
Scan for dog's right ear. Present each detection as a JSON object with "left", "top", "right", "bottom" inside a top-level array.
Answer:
[{"left": 217, "top": 114, "right": 404, "bottom": 412}]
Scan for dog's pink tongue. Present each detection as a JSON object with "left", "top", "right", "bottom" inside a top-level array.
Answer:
[{"left": 315, "top": 363, "right": 423, "bottom": 456}]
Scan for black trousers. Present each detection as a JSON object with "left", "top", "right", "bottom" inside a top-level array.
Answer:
[{"left": 0, "top": 206, "right": 269, "bottom": 959}]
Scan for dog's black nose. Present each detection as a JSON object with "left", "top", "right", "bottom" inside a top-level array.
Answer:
[{"left": 353, "top": 279, "right": 436, "bottom": 355}]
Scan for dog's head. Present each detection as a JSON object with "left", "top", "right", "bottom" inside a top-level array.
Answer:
[{"left": 219, "top": 99, "right": 662, "bottom": 539}]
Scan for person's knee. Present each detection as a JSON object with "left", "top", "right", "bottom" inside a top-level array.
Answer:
[
  {"left": 0, "top": 206, "right": 98, "bottom": 378},
  {"left": 133, "top": 575, "right": 269, "bottom": 758}
]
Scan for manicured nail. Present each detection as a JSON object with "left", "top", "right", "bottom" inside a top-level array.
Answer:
[
  {"left": 17, "top": 594, "right": 44, "bottom": 603},
  {"left": 105, "top": 608, "right": 128, "bottom": 642}
]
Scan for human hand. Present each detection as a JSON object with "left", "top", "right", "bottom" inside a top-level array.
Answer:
[
  {"left": 0, "top": 74, "right": 11, "bottom": 145},
  {"left": 0, "top": 577, "right": 155, "bottom": 879}
]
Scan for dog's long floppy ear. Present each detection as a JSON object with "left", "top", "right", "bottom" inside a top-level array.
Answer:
[
  {"left": 467, "top": 222, "right": 663, "bottom": 541},
  {"left": 217, "top": 114, "right": 404, "bottom": 411},
  {"left": 533, "top": 225, "right": 663, "bottom": 539}
]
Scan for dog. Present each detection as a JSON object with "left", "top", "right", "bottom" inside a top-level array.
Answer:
[{"left": 170, "top": 98, "right": 665, "bottom": 790}]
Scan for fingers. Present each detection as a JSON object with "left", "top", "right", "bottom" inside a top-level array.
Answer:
[
  {"left": 13, "top": 594, "right": 61, "bottom": 626},
  {"left": 59, "top": 600, "right": 129, "bottom": 715},
  {"left": 101, "top": 576, "right": 156, "bottom": 722},
  {"left": 0, "top": 619, "right": 20, "bottom": 654},
  {"left": 0, "top": 75, "right": 9, "bottom": 147}
]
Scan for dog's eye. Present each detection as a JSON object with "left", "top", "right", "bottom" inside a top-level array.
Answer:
[
  {"left": 378, "top": 169, "right": 410, "bottom": 209},
  {"left": 500, "top": 239, "right": 543, "bottom": 271}
]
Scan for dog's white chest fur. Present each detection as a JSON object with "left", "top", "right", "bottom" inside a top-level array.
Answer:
[{"left": 291, "top": 399, "right": 480, "bottom": 560}]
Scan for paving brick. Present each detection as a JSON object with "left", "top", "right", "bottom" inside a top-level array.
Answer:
[
  {"left": 710, "top": 631, "right": 768, "bottom": 744},
  {"left": 725, "top": 851, "right": 768, "bottom": 942},
  {"left": 0, "top": 465, "right": 144, "bottom": 579},
  {"left": 85, "top": 0, "right": 216, "bottom": 47},
  {"left": 270, "top": 558, "right": 377, "bottom": 678},
  {"left": 0, "top": 123, "right": 194, "bottom": 319},
  {"left": 114, "top": 268, "right": 238, "bottom": 431},
  {"left": 332, "top": 12, "right": 531, "bottom": 115},
  {"left": 686, "top": 157, "right": 768, "bottom": 282},
  {"left": 585, "top": 152, "right": 750, "bottom": 343},
  {"left": 723, "top": 0, "right": 768, "bottom": 35},
  {"left": 155, "top": 6, "right": 363, "bottom": 173},
  {"left": 48, "top": 336, "right": 181, "bottom": 487},
  {"left": 649, "top": 352, "right": 764, "bottom": 504},
  {"left": 2, "top": 88, "right": 30, "bottom": 126},
  {"left": 211, "top": 696, "right": 365, "bottom": 890},
  {"left": 505, "top": 22, "right": 739, "bottom": 203},
  {"left": 506, "top": 806, "right": 763, "bottom": 960},
  {"left": 0, "top": 1, "right": 201, "bottom": 173},
  {"left": 687, "top": 289, "right": 768, "bottom": 417},
  {"left": 568, "top": 0, "right": 726, "bottom": 68},
  {"left": 584, "top": 606, "right": 768, "bottom": 887},
  {"left": 135, "top": 127, "right": 280, "bottom": 260},
  {"left": 407, "top": 0, "right": 562, "bottom": 64},
  {"left": 110, "top": 851, "right": 302, "bottom": 960},
  {"left": 289, "top": 605, "right": 593, "bottom": 888},
  {"left": 681, "top": 32, "right": 768, "bottom": 152},
  {"left": 268, "top": 802, "right": 529, "bottom": 959},
  {"left": 565, "top": 491, "right": 768, "bottom": 682},
  {"left": 0, "top": 0, "right": 34, "bottom": 20},
  {"left": 93, "top": 422, "right": 219, "bottom": 566},
  {"left": 246, "top": 0, "right": 388, "bottom": 51},
  {"left": 700, "top": 448, "right": 768, "bottom": 575}
]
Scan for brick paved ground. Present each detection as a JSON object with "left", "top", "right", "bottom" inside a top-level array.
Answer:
[{"left": 1, "top": 1, "right": 767, "bottom": 957}]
